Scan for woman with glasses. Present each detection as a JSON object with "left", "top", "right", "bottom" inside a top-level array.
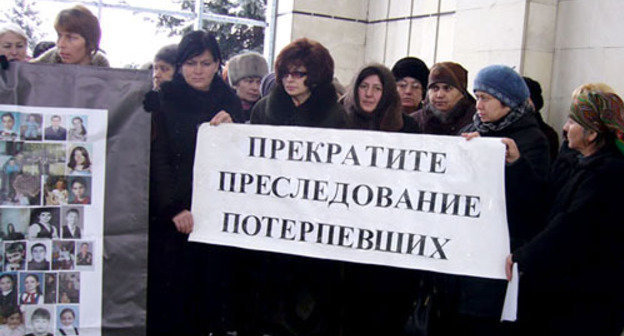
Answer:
[
  {"left": 249, "top": 38, "right": 346, "bottom": 335},
  {"left": 250, "top": 37, "right": 347, "bottom": 128}
]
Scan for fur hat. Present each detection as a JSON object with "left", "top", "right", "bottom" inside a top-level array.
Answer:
[
  {"left": 428, "top": 62, "right": 469, "bottom": 94},
  {"left": 392, "top": 57, "right": 429, "bottom": 98},
  {"left": 473, "top": 65, "right": 529, "bottom": 108},
  {"left": 227, "top": 52, "right": 269, "bottom": 86},
  {"left": 523, "top": 76, "right": 544, "bottom": 112}
]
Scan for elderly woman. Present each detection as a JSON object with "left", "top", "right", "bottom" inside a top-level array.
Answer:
[
  {"left": 150, "top": 30, "right": 240, "bottom": 335},
  {"left": 506, "top": 86, "right": 624, "bottom": 336},
  {"left": 391, "top": 57, "right": 430, "bottom": 115},
  {"left": 31, "top": 5, "right": 109, "bottom": 67},
  {"left": 0, "top": 23, "right": 28, "bottom": 62}
]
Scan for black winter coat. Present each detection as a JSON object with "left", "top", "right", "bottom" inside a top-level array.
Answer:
[
  {"left": 457, "top": 112, "right": 550, "bottom": 318},
  {"left": 513, "top": 144, "right": 624, "bottom": 335},
  {"left": 250, "top": 82, "right": 347, "bottom": 128},
  {"left": 152, "top": 75, "right": 242, "bottom": 220}
]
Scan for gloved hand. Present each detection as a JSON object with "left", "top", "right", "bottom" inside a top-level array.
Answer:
[{"left": 0, "top": 55, "right": 9, "bottom": 70}]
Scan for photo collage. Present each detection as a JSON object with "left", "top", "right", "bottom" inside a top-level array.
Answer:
[{"left": 0, "top": 111, "right": 96, "bottom": 335}]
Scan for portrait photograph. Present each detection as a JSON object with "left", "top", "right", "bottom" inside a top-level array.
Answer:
[
  {"left": 44, "top": 114, "right": 67, "bottom": 141},
  {"left": 43, "top": 175, "right": 69, "bottom": 206},
  {"left": 20, "top": 113, "right": 43, "bottom": 141},
  {"left": 68, "top": 115, "right": 88, "bottom": 142},
  {"left": 19, "top": 272, "right": 44, "bottom": 305},
  {"left": 61, "top": 207, "right": 84, "bottom": 239},
  {"left": 23, "top": 304, "right": 55, "bottom": 336},
  {"left": 0, "top": 208, "right": 29, "bottom": 240},
  {"left": 44, "top": 272, "right": 57, "bottom": 304},
  {"left": 57, "top": 305, "right": 80, "bottom": 336},
  {"left": 0, "top": 112, "right": 20, "bottom": 141},
  {"left": 52, "top": 240, "right": 75, "bottom": 271},
  {"left": 0, "top": 272, "right": 18, "bottom": 314},
  {"left": 28, "top": 207, "right": 60, "bottom": 239},
  {"left": 27, "top": 240, "right": 51, "bottom": 271},
  {"left": 68, "top": 176, "right": 91, "bottom": 205},
  {"left": 58, "top": 272, "right": 79, "bottom": 304},
  {"left": 66, "top": 145, "right": 92, "bottom": 176},
  {"left": 3, "top": 241, "right": 25, "bottom": 271},
  {"left": 75, "top": 241, "right": 93, "bottom": 270}
]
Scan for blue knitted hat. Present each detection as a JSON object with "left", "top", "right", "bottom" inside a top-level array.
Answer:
[{"left": 473, "top": 65, "right": 529, "bottom": 108}]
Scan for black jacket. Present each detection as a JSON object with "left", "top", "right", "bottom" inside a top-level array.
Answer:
[
  {"left": 512, "top": 144, "right": 624, "bottom": 335},
  {"left": 250, "top": 83, "right": 347, "bottom": 128},
  {"left": 151, "top": 75, "right": 242, "bottom": 219},
  {"left": 456, "top": 112, "right": 550, "bottom": 318}
]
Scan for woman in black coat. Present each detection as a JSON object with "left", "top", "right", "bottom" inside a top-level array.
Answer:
[
  {"left": 250, "top": 38, "right": 346, "bottom": 336},
  {"left": 150, "top": 30, "right": 241, "bottom": 335},
  {"left": 507, "top": 87, "right": 624, "bottom": 336},
  {"left": 457, "top": 65, "right": 550, "bottom": 336},
  {"left": 340, "top": 63, "right": 419, "bottom": 335}
]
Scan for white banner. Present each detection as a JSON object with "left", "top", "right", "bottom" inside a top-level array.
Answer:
[{"left": 190, "top": 124, "right": 509, "bottom": 279}]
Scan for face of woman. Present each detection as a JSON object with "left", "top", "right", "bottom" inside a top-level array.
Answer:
[
  {"left": 153, "top": 60, "right": 175, "bottom": 90},
  {"left": 73, "top": 149, "right": 86, "bottom": 165},
  {"left": 0, "top": 32, "right": 27, "bottom": 62},
  {"left": 282, "top": 65, "right": 310, "bottom": 104},
  {"left": 61, "top": 311, "right": 75, "bottom": 327},
  {"left": 72, "top": 182, "right": 86, "bottom": 199},
  {"left": 396, "top": 76, "right": 423, "bottom": 109},
  {"left": 181, "top": 50, "right": 219, "bottom": 92},
  {"left": 56, "top": 30, "right": 90, "bottom": 65},
  {"left": 563, "top": 117, "right": 595, "bottom": 154},
  {"left": 0, "top": 277, "right": 13, "bottom": 292},
  {"left": 475, "top": 91, "right": 511, "bottom": 123},
  {"left": 357, "top": 75, "right": 383, "bottom": 113},
  {"left": 38, "top": 211, "right": 52, "bottom": 224},
  {"left": 24, "top": 275, "right": 38, "bottom": 293},
  {"left": 72, "top": 118, "right": 82, "bottom": 130}
]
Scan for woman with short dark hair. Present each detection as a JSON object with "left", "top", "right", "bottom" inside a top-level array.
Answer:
[
  {"left": 251, "top": 38, "right": 346, "bottom": 127},
  {"left": 31, "top": 5, "right": 109, "bottom": 67},
  {"left": 250, "top": 38, "right": 346, "bottom": 336},
  {"left": 150, "top": 30, "right": 241, "bottom": 335}
]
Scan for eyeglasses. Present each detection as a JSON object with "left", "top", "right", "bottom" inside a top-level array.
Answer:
[
  {"left": 397, "top": 82, "right": 422, "bottom": 91},
  {"left": 283, "top": 71, "right": 307, "bottom": 79}
]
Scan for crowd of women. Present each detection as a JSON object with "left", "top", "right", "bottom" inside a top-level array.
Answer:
[{"left": 2, "top": 5, "right": 623, "bottom": 336}]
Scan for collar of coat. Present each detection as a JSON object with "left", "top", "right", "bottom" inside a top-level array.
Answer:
[
  {"left": 159, "top": 75, "right": 231, "bottom": 114},
  {"left": 264, "top": 82, "right": 340, "bottom": 124},
  {"left": 32, "top": 47, "right": 110, "bottom": 67}
]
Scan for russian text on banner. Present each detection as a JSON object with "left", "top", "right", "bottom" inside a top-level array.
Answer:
[{"left": 190, "top": 124, "right": 509, "bottom": 280}]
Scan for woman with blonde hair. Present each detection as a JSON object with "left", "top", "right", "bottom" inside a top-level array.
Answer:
[
  {"left": 32, "top": 5, "right": 109, "bottom": 67},
  {"left": 0, "top": 23, "right": 28, "bottom": 62}
]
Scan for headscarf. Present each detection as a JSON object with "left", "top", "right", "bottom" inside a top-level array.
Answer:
[{"left": 570, "top": 90, "right": 624, "bottom": 154}]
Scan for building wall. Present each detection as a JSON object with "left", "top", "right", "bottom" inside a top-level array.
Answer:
[{"left": 273, "top": 0, "right": 624, "bottom": 135}]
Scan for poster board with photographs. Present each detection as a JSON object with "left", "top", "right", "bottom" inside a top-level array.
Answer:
[{"left": 0, "top": 105, "right": 105, "bottom": 336}]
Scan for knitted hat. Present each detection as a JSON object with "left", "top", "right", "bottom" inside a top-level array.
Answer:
[
  {"left": 428, "top": 62, "right": 469, "bottom": 94},
  {"left": 392, "top": 57, "right": 429, "bottom": 97},
  {"left": 473, "top": 65, "right": 529, "bottom": 108},
  {"left": 227, "top": 52, "right": 269, "bottom": 86},
  {"left": 523, "top": 76, "right": 544, "bottom": 112}
]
